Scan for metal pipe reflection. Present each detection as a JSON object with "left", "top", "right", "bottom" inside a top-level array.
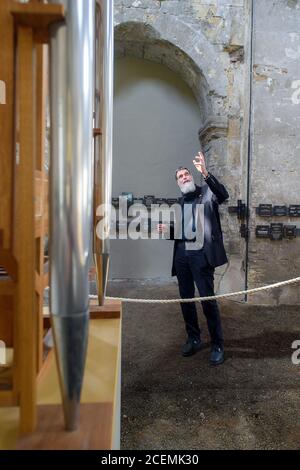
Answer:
[
  {"left": 94, "top": 0, "right": 114, "bottom": 305},
  {"left": 49, "top": 0, "right": 95, "bottom": 431}
]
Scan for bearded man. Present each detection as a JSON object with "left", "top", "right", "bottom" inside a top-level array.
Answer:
[{"left": 157, "top": 152, "right": 229, "bottom": 365}]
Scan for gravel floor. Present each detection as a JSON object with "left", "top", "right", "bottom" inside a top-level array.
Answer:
[{"left": 106, "top": 279, "right": 300, "bottom": 450}]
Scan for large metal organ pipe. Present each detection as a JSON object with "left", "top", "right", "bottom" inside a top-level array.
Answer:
[{"left": 49, "top": 0, "right": 95, "bottom": 431}]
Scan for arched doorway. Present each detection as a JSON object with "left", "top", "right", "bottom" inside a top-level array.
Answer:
[
  {"left": 111, "top": 21, "right": 245, "bottom": 296},
  {"left": 111, "top": 56, "right": 203, "bottom": 279}
]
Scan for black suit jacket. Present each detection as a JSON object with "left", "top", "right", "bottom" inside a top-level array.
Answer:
[{"left": 167, "top": 173, "right": 229, "bottom": 276}]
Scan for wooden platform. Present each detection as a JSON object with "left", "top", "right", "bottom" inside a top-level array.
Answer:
[
  {"left": 0, "top": 300, "right": 122, "bottom": 450},
  {"left": 17, "top": 403, "right": 113, "bottom": 450}
]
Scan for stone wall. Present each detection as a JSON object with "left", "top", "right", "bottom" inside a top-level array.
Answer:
[
  {"left": 113, "top": 0, "right": 300, "bottom": 304},
  {"left": 114, "top": 0, "right": 248, "bottom": 297},
  {"left": 248, "top": 0, "right": 300, "bottom": 304}
]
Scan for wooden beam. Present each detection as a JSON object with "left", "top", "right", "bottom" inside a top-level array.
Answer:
[
  {"left": 35, "top": 215, "right": 49, "bottom": 238},
  {"left": 10, "top": 3, "right": 65, "bottom": 31},
  {"left": 0, "top": 280, "right": 15, "bottom": 296},
  {"left": 35, "top": 271, "right": 41, "bottom": 294},
  {"left": 0, "top": 391, "right": 17, "bottom": 408},
  {"left": 36, "top": 349, "right": 54, "bottom": 386},
  {"left": 16, "top": 403, "right": 114, "bottom": 450},
  {"left": 0, "top": 249, "right": 18, "bottom": 281},
  {"left": 89, "top": 299, "right": 122, "bottom": 319},
  {"left": 14, "top": 25, "right": 37, "bottom": 434},
  {"left": 0, "top": 293, "right": 14, "bottom": 345},
  {"left": 34, "top": 268, "right": 48, "bottom": 294},
  {"left": 0, "top": 0, "right": 14, "bottom": 250},
  {"left": 43, "top": 272, "right": 49, "bottom": 290}
]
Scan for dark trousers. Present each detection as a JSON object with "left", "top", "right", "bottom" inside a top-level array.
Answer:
[{"left": 174, "top": 241, "right": 224, "bottom": 348}]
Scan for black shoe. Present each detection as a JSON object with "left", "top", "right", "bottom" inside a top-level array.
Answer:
[
  {"left": 181, "top": 338, "right": 202, "bottom": 357},
  {"left": 210, "top": 346, "right": 224, "bottom": 366}
]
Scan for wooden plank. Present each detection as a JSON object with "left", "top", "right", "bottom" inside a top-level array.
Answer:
[
  {"left": 35, "top": 43, "right": 46, "bottom": 173},
  {"left": 16, "top": 317, "right": 122, "bottom": 448},
  {"left": 0, "top": 281, "right": 15, "bottom": 296},
  {"left": 11, "top": 284, "right": 19, "bottom": 409},
  {"left": 0, "top": 0, "right": 14, "bottom": 250},
  {"left": 10, "top": 3, "right": 65, "bottom": 31},
  {"left": 35, "top": 215, "right": 48, "bottom": 238},
  {"left": 43, "top": 178, "right": 49, "bottom": 208},
  {"left": 44, "top": 216, "right": 49, "bottom": 233},
  {"left": 35, "top": 176, "right": 43, "bottom": 217},
  {"left": 89, "top": 308, "right": 121, "bottom": 320},
  {"left": 16, "top": 403, "right": 113, "bottom": 450},
  {"left": 43, "top": 272, "right": 49, "bottom": 290},
  {"left": 90, "top": 299, "right": 121, "bottom": 307},
  {"left": 90, "top": 299, "right": 121, "bottom": 319},
  {"left": 0, "top": 295, "right": 14, "bottom": 345},
  {"left": 0, "top": 391, "right": 16, "bottom": 407},
  {"left": 36, "top": 349, "right": 54, "bottom": 386},
  {"left": 43, "top": 300, "right": 122, "bottom": 327},
  {"left": 43, "top": 315, "right": 51, "bottom": 330},
  {"left": 14, "top": 25, "right": 37, "bottom": 434},
  {"left": 35, "top": 271, "right": 41, "bottom": 294},
  {"left": 35, "top": 217, "right": 41, "bottom": 238},
  {"left": 0, "top": 249, "right": 18, "bottom": 281}
]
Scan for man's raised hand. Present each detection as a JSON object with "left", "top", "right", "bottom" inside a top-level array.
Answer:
[
  {"left": 156, "top": 223, "right": 168, "bottom": 234},
  {"left": 193, "top": 151, "right": 209, "bottom": 178}
]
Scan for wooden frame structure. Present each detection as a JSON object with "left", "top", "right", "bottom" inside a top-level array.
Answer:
[
  {"left": 0, "top": 0, "right": 64, "bottom": 434},
  {"left": 0, "top": 1, "right": 120, "bottom": 448}
]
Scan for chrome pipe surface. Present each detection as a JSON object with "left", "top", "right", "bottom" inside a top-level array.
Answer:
[
  {"left": 49, "top": 0, "right": 95, "bottom": 431},
  {"left": 94, "top": 0, "right": 114, "bottom": 304}
]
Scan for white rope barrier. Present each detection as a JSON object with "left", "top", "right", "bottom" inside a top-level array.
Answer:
[{"left": 89, "top": 276, "right": 300, "bottom": 303}]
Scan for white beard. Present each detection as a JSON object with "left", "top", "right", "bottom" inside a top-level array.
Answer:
[{"left": 178, "top": 179, "right": 196, "bottom": 194}]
